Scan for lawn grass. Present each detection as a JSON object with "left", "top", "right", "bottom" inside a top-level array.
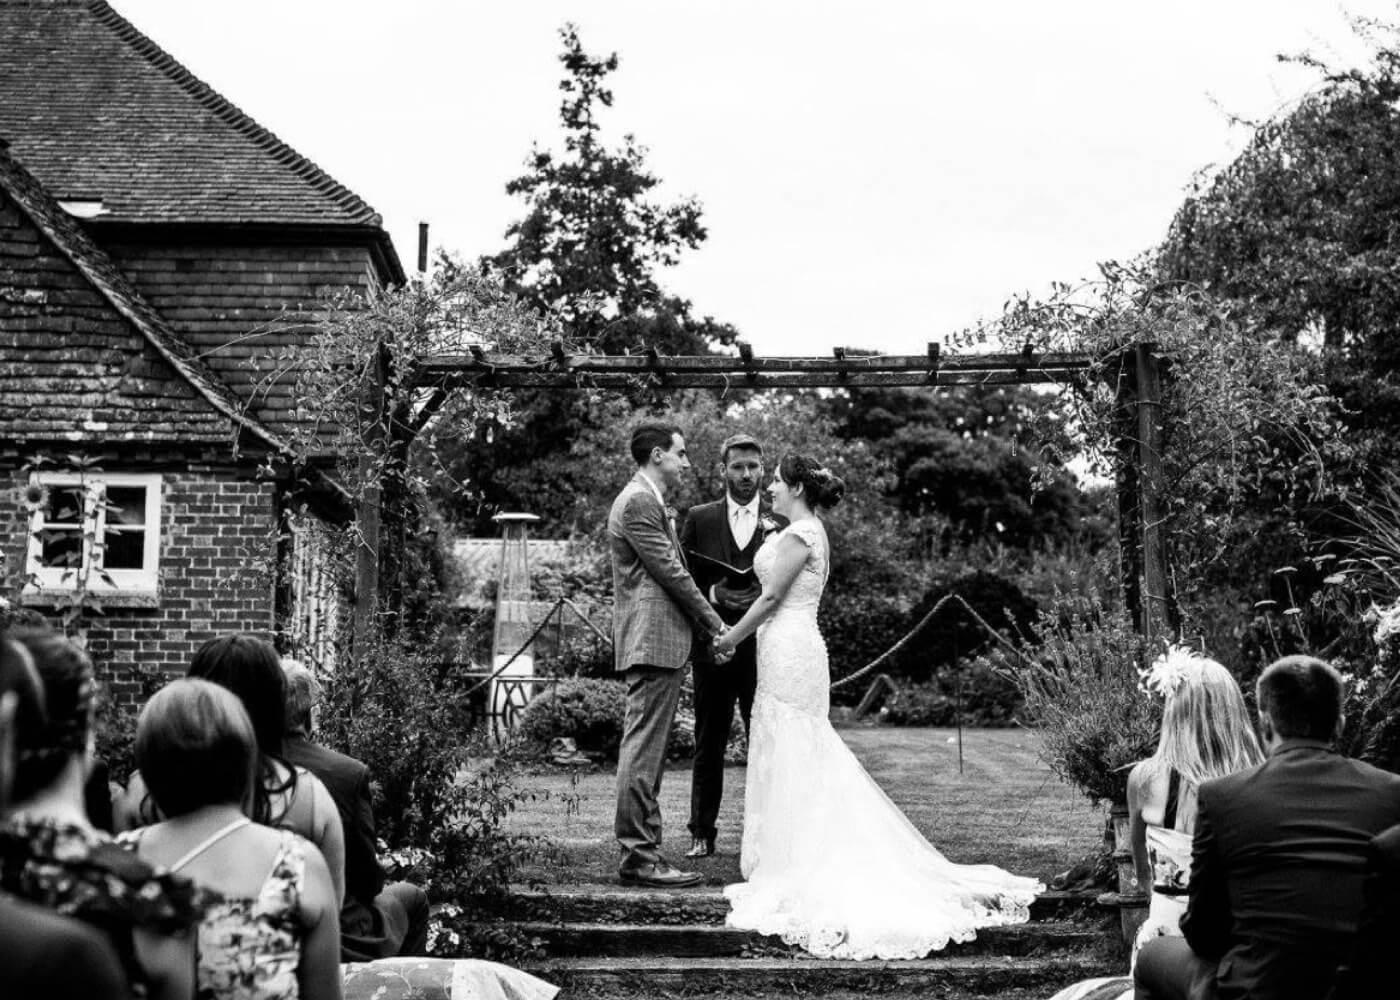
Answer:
[{"left": 504, "top": 724, "right": 1105, "bottom": 886}]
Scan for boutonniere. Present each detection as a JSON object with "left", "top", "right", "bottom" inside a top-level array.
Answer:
[
  {"left": 664, "top": 505, "right": 679, "bottom": 524},
  {"left": 759, "top": 515, "right": 780, "bottom": 536}
]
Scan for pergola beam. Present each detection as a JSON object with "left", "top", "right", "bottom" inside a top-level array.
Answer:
[{"left": 410, "top": 348, "right": 1094, "bottom": 391}]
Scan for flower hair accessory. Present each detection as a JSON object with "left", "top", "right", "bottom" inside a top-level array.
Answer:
[{"left": 1140, "top": 645, "right": 1207, "bottom": 699}]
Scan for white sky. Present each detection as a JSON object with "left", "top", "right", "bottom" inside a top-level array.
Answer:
[{"left": 119, "top": 0, "right": 1398, "bottom": 355}]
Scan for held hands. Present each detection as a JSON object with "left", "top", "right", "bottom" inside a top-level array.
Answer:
[{"left": 712, "top": 625, "right": 738, "bottom": 664}]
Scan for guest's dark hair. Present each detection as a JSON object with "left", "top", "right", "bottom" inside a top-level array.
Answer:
[
  {"left": 1256, "top": 655, "right": 1344, "bottom": 740},
  {"left": 630, "top": 422, "right": 682, "bottom": 466},
  {"left": 188, "top": 633, "right": 295, "bottom": 823},
  {"left": 777, "top": 454, "right": 846, "bottom": 510},
  {"left": 0, "top": 633, "right": 48, "bottom": 809},
  {"left": 136, "top": 679, "right": 256, "bottom": 818},
  {"left": 7, "top": 627, "right": 95, "bottom": 803}
]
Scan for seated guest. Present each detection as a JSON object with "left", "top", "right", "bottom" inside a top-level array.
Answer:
[
  {"left": 0, "top": 632, "right": 128, "bottom": 1000},
  {"left": 118, "top": 634, "right": 346, "bottom": 904},
  {"left": 1328, "top": 821, "right": 1400, "bottom": 1000},
  {"left": 282, "top": 658, "right": 429, "bottom": 961},
  {"left": 122, "top": 678, "right": 341, "bottom": 1000},
  {"left": 0, "top": 628, "right": 203, "bottom": 1000},
  {"left": 1046, "top": 648, "right": 1264, "bottom": 1000},
  {"left": 1136, "top": 655, "right": 1400, "bottom": 1000}
]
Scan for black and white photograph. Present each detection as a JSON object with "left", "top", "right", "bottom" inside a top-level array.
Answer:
[{"left": 4, "top": 3, "right": 1400, "bottom": 998}]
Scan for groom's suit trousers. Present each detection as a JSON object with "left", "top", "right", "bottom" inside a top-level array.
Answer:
[{"left": 615, "top": 663, "right": 686, "bottom": 869}]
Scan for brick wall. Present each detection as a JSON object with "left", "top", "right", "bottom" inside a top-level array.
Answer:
[{"left": 1, "top": 464, "right": 280, "bottom": 704}]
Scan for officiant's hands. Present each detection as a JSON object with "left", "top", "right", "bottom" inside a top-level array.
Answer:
[{"left": 714, "top": 581, "right": 762, "bottom": 612}]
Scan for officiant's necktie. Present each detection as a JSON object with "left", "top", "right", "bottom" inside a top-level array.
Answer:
[{"left": 732, "top": 506, "right": 755, "bottom": 550}]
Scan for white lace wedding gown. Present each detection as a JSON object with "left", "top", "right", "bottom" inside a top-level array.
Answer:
[{"left": 723, "top": 517, "right": 1044, "bottom": 959}]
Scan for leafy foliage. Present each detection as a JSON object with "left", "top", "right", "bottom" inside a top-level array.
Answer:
[
  {"left": 996, "top": 593, "right": 1160, "bottom": 805},
  {"left": 516, "top": 676, "right": 695, "bottom": 760}
]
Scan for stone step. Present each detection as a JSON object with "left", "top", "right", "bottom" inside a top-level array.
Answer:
[
  {"left": 503, "top": 883, "right": 1098, "bottom": 926},
  {"left": 483, "top": 919, "right": 1100, "bottom": 959},
  {"left": 525, "top": 954, "right": 1122, "bottom": 996}
]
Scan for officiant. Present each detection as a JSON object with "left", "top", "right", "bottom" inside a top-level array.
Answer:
[{"left": 679, "top": 432, "right": 784, "bottom": 858}]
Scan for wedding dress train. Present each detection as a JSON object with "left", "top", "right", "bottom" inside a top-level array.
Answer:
[{"left": 723, "top": 518, "right": 1043, "bottom": 960}]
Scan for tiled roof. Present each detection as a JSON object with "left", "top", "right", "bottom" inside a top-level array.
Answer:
[
  {"left": 0, "top": 141, "right": 296, "bottom": 455},
  {"left": 0, "top": 0, "right": 383, "bottom": 227}
]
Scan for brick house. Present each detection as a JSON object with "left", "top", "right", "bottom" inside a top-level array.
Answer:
[{"left": 0, "top": 0, "right": 404, "bottom": 697}]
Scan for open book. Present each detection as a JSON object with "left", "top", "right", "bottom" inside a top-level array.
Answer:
[{"left": 685, "top": 550, "right": 758, "bottom": 589}]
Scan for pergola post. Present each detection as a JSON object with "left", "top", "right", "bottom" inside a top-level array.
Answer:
[
  {"left": 351, "top": 343, "right": 390, "bottom": 658},
  {"left": 1134, "top": 342, "right": 1173, "bottom": 646}
]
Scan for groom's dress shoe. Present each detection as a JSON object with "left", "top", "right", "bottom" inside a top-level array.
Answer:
[
  {"left": 684, "top": 837, "right": 715, "bottom": 858},
  {"left": 618, "top": 860, "right": 703, "bottom": 888}
]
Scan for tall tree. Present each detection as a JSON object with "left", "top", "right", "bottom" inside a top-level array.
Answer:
[
  {"left": 486, "top": 23, "right": 735, "bottom": 355},
  {"left": 440, "top": 26, "right": 736, "bottom": 534}
]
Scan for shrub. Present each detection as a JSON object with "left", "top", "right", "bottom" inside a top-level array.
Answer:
[
  {"left": 517, "top": 676, "right": 627, "bottom": 754},
  {"left": 881, "top": 659, "right": 1023, "bottom": 727},
  {"left": 995, "top": 593, "right": 1160, "bottom": 805},
  {"left": 316, "top": 630, "right": 543, "bottom": 960},
  {"left": 517, "top": 676, "right": 695, "bottom": 760},
  {"left": 821, "top": 591, "right": 911, "bottom": 700}
]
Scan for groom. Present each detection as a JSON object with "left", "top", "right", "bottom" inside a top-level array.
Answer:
[{"left": 609, "top": 421, "right": 728, "bottom": 888}]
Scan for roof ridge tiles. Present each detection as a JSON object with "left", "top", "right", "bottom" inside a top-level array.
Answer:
[{"left": 84, "top": 0, "right": 383, "bottom": 227}]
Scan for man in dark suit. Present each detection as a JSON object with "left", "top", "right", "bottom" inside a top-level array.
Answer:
[
  {"left": 1328, "top": 821, "right": 1400, "bottom": 999},
  {"left": 1135, "top": 655, "right": 1400, "bottom": 1000},
  {"left": 679, "top": 432, "right": 777, "bottom": 858},
  {"left": 281, "top": 658, "right": 429, "bottom": 961}
]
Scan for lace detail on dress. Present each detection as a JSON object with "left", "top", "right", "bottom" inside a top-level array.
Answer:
[
  {"left": 752, "top": 518, "right": 830, "bottom": 718},
  {"left": 193, "top": 830, "right": 306, "bottom": 1000},
  {"left": 729, "top": 517, "right": 1043, "bottom": 959}
]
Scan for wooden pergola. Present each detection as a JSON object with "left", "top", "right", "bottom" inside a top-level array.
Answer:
[{"left": 355, "top": 341, "right": 1172, "bottom": 656}]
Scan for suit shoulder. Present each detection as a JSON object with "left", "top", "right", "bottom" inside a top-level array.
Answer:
[
  {"left": 1347, "top": 756, "right": 1400, "bottom": 790},
  {"left": 686, "top": 499, "right": 725, "bottom": 523}
]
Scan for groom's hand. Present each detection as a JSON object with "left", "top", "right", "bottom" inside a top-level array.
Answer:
[{"left": 712, "top": 625, "right": 736, "bottom": 664}]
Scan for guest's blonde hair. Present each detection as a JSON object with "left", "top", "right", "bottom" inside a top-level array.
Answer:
[{"left": 1150, "top": 657, "right": 1263, "bottom": 788}]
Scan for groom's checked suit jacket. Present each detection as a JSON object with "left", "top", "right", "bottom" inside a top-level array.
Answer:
[
  {"left": 608, "top": 472, "right": 724, "bottom": 671},
  {"left": 1181, "top": 739, "right": 1400, "bottom": 1000}
]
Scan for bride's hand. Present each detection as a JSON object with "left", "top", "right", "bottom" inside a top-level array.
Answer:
[{"left": 713, "top": 629, "right": 737, "bottom": 663}]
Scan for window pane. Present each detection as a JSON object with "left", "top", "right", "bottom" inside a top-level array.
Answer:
[
  {"left": 40, "top": 528, "right": 83, "bottom": 568},
  {"left": 44, "top": 486, "right": 85, "bottom": 526},
  {"left": 104, "top": 487, "right": 147, "bottom": 527},
  {"left": 103, "top": 528, "right": 146, "bottom": 569}
]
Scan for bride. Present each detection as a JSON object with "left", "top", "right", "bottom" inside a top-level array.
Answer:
[{"left": 711, "top": 454, "right": 1043, "bottom": 960}]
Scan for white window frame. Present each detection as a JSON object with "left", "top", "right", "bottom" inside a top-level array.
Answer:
[{"left": 24, "top": 472, "right": 162, "bottom": 596}]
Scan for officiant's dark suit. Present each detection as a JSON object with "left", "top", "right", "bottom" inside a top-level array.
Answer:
[
  {"left": 1137, "top": 655, "right": 1400, "bottom": 1000},
  {"left": 679, "top": 433, "right": 783, "bottom": 856}
]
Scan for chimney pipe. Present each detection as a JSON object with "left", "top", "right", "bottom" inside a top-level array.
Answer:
[{"left": 417, "top": 222, "right": 429, "bottom": 274}]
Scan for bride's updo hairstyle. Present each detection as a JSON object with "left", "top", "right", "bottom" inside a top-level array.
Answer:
[{"left": 778, "top": 454, "right": 846, "bottom": 511}]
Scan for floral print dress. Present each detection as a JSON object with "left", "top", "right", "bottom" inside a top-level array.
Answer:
[
  {"left": 0, "top": 815, "right": 203, "bottom": 997},
  {"left": 123, "top": 818, "right": 309, "bottom": 1000}
]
